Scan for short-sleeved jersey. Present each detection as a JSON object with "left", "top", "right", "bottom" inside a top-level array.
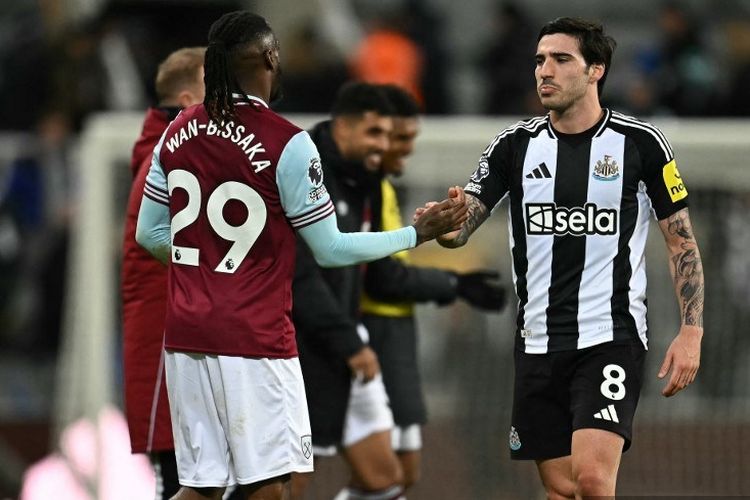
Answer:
[
  {"left": 464, "top": 110, "right": 688, "bottom": 354},
  {"left": 144, "top": 95, "right": 333, "bottom": 358}
]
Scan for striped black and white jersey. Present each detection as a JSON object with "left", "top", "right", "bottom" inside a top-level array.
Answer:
[{"left": 464, "top": 109, "right": 689, "bottom": 354}]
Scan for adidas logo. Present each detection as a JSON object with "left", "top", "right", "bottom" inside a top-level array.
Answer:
[
  {"left": 526, "top": 162, "right": 552, "bottom": 179},
  {"left": 593, "top": 404, "right": 619, "bottom": 423}
]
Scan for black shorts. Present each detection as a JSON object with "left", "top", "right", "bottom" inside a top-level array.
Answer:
[
  {"left": 510, "top": 340, "right": 646, "bottom": 461},
  {"left": 151, "top": 451, "right": 180, "bottom": 500}
]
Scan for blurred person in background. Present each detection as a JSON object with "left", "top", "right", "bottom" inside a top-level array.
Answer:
[
  {"left": 419, "top": 17, "right": 705, "bottom": 498},
  {"left": 723, "top": 19, "right": 750, "bottom": 116},
  {"left": 121, "top": 46, "right": 210, "bottom": 500},
  {"left": 290, "top": 82, "right": 403, "bottom": 500},
  {"left": 271, "top": 21, "right": 349, "bottom": 113},
  {"left": 478, "top": 2, "right": 541, "bottom": 116},
  {"left": 632, "top": 2, "right": 719, "bottom": 116},
  {"left": 0, "top": 5, "right": 72, "bottom": 357},
  {"left": 360, "top": 83, "right": 507, "bottom": 492},
  {"left": 136, "top": 13, "right": 465, "bottom": 499},
  {"left": 400, "top": 0, "right": 451, "bottom": 114},
  {"left": 350, "top": 11, "right": 425, "bottom": 108}
]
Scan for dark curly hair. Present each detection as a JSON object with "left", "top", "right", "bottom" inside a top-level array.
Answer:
[{"left": 203, "top": 11, "right": 275, "bottom": 123}]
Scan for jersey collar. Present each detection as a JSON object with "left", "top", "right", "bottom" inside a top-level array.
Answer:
[
  {"left": 546, "top": 108, "right": 611, "bottom": 140},
  {"left": 231, "top": 93, "right": 269, "bottom": 108}
]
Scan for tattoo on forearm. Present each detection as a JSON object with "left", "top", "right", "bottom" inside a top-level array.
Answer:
[
  {"left": 454, "top": 196, "right": 489, "bottom": 246},
  {"left": 666, "top": 210, "right": 704, "bottom": 327}
]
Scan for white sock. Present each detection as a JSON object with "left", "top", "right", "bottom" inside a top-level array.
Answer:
[
  {"left": 333, "top": 488, "right": 350, "bottom": 500},
  {"left": 332, "top": 485, "right": 405, "bottom": 500}
]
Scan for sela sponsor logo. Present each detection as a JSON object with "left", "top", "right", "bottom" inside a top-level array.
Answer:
[
  {"left": 593, "top": 155, "right": 620, "bottom": 181},
  {"left": 525, "top": 203, "right": 618, "bottom": 236},
  {"left": 662, "top": 159, "right": 687, "bottom": 202}
]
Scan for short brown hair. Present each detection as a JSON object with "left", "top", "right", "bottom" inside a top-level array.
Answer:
[{"left": 155, "top": 47, "right": 206, "bottom": 103}]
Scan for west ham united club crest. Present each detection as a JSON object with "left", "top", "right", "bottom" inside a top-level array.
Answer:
[
  {"left": 509, "top": 426, "right": 521, "bottom": 451},
  {"left": 593, "top": 155, "right": 620, "bottom": 181},
  {"left": 301, "top": 434, "right": 313, "bottom": 460}
]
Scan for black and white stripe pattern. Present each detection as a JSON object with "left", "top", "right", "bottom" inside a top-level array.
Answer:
[
  {"left": 483, "top": 116, "right": 547, "bottom": 158},
  {"left": 470, "top": 111, "right": 683, "bottom": 354},
  {"left": 610, "top": 111, "right": 673, "bottom": 161}
]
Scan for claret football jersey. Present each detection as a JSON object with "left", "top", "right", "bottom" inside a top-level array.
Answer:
[
  {"left": 144, "top": 94, "right": 333, "bottom": 358},
  {"left": 464, "top": 110, "right": 689, "bottom": 354}
]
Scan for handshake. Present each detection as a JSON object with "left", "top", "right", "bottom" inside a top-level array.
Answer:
[
  {"left": 410, "top": 186, "right": 468, "bottom": 245},
  {"left": 411, "top": 185, "right": 507, "bottom": 312}
]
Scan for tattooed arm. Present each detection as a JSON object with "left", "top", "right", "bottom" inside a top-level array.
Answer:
[
  {"left": 436, "top": 191, "right": 490, "bottom": 248},
  {"left": 412, "top": 188, "right": 490, "bottom": 248},
  {"left": 656, "top": 207, "right": 704, "bottom": 397}
]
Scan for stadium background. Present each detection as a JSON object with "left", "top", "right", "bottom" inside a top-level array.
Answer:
[{"left": 1, "top": 0, "right": 749, "bottom": 498}]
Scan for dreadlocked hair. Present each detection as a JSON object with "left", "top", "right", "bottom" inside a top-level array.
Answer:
[{"left": 204, "top": 11, "right": 274, "bottom": 124}]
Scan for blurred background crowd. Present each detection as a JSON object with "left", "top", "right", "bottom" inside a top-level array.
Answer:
[{"left": 1, "top": 0, "right": 750, "bottom": 497}]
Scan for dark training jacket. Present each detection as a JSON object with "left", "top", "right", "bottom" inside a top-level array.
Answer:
[{"left": 293, "top": 120, "right": 381, "bottom": 446}]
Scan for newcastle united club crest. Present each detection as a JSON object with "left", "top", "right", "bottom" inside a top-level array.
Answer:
[
  {"left": 593, "top": 155, "right": 620, "bottom": 181},
  {"left": 509, "top": 426, "right": 521, "bottom": 451}
]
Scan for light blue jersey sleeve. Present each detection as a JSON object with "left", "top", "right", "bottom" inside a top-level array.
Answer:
[
  {"left": 277, "top": 130, "right": 417, "bottom": 267},
  {"left": 135, "top": 132, "right": 171, "bottom": 264}
]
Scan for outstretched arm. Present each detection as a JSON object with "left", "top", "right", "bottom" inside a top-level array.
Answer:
[
  {"left": 657, "top": 207, "right": 704, "bottom": 397},
  {"left": 298, "top": 196, "right": 466, "bottom": 267}
]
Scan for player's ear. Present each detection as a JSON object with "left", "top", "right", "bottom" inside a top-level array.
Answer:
[
  {"left": 263, "top": 48, "right": 278, "bottom": 72},
  {"left": 177, "top": 90, "right": 196, "bottom": 109},
  {"left": 589, "top": 63, "right": 605, "bottom": 84}
]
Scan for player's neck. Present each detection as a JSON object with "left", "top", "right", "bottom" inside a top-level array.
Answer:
[
  {"left": 549, "top": 97, "right": 603, "bottom": 135},
  {"left": 235, "top": 75, "right": 271, "bottom": 105}
]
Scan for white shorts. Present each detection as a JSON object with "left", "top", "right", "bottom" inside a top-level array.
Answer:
[
  {"left": 312, "top": 373, "right": 394, "bottom": 457},
  {"left": 391, "top": 424, "right": 422, "bottom": 452},
  {"left": 342, "top": 373, "right": 394, "bottom": 447},
  {"left": 165, "top": 351, "right": 313, "bottom": 487}
]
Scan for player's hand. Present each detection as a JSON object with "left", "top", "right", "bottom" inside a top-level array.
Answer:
[
  {"left": 413, "top": 201, "right": 438, "bottom": 222},
  {"left": 412, "top": 186, "right": 468, "bottom": 245},
  {"left": 455, "top": 270, "right": 507, "bottom": 311},
  {"left": 347, "top": 346, "right": 380, "bottom": 383},
  {"left": 437, "top": 186, "right": 467, "bottom": 247},
  {"left": 658, "top": 325, "right": 702, "bottom": 397}
]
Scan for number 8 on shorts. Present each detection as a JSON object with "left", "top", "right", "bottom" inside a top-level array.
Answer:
[{"left": 600, "top": 364, "right": 626, "bottom": 401}]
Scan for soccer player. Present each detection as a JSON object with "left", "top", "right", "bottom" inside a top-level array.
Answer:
[
  {"left": 361, "top": 84, "right": 507, "bottom": 491},
  {"left": 121, "top": 46, "right": 205, "bottom": 499},
  {"left": 420, "top": 17, "right": 705, "bottom": 499},
  {"left": 290, "top": 82, "right": 409, "bottom": 500},
  {"left": 135, "top": 12, "right": 467, "bottom": 500}
]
